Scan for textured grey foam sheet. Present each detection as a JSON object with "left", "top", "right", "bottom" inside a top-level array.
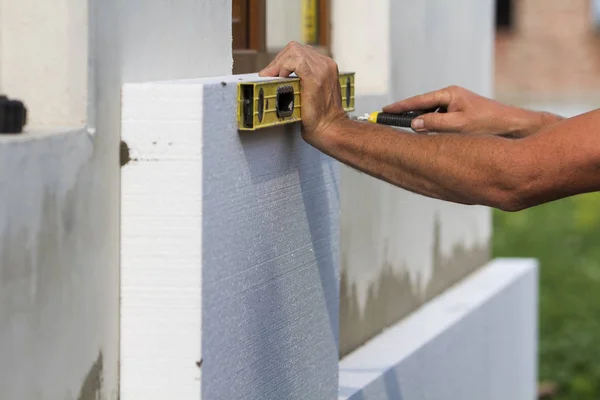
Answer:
[
  {"left": 339, "top": 258, "right": 538, "bottom": 400},
  {"left": 201, "top": 76, "right": 340, "bottom": 400}
]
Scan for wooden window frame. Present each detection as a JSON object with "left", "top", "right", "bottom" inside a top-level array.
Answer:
[
  {"left": 233, "top": 0, "right": 268, "bottom": 74},
  {"left": 233, "top": 0, "right": 332, "bottom": 74}
]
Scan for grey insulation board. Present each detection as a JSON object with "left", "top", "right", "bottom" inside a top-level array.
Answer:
[
  {"left": 201, "top": 76, "right": 340, "bottom": 400},
  {"left": 339, "top": 258, "right": 538, "bottom": 400},
  {"left": 121, "top": 74, "right": 340, "bottom": 400}
]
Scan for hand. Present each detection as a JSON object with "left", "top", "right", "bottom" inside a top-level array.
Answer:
[
  {"left": 383, "top": 86, "right": 557, "bottom": 137},
  {"left": 258, "top": 42, "right": 347, "bottom": 144}
]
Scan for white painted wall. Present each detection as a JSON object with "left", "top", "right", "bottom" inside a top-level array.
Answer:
[
  {"left": 267, "top": 0, "right": 303, "bottom": 50},
  {"left": 332, "top": 0, "right": 495, "bottom": 351},
  {"left": 0, "top": 0, "right": 88, "bottom": 127},
  {"left": 331, "top": 0, "right": 391, "bottom": 101},
  {"left": 0, "top": 1, "right": 232, "bottom": 399}
]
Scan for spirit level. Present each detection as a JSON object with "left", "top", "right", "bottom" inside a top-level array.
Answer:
[{"left": 237, "top": 73, "right": 355, "bottom": 131}]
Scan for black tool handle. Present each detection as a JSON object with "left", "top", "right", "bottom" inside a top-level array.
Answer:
[
  {"left": 375, "top": 112, "right": 420, "bottom": 128},
  {"left": 376, "top": 107, "right": 447, "bottom": 128}
]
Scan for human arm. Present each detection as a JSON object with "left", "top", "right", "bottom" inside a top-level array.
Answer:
[
  {"left": 383, "top": 85, "right": 564, "bottom": 138},
  {"left": 259, "top": 42, "right": 600, "bottom": 211},
  {"left": 317, "top": 111, "right": 600, "bottom": 211}
]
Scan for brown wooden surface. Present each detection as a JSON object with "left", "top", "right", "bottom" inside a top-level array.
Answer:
[
  {"left": 232, "top": 0, "right": 330, "bottom": 74},
  {"left": 233, "top": 50, "right": 270, "bottom": 74},
  {"left": 248, "top": 0, "right": 266, "bottom": 52},
  {"left": 233, "top": 0, "right": 268, "bottom": 73},
  {"left": 232, "top": 0, "right": 249, "bottom": 49},
  {"left": 318, "top": 0, "right": 331, "bottom": 49}
]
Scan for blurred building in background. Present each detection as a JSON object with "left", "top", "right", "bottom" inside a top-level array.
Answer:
[{"left": 495, "top": 0, "right": 600, "bottom": 105}]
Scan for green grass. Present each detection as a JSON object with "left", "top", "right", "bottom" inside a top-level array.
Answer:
[{"left": 493, "top": 192, "right": 600, "bottom": 399}]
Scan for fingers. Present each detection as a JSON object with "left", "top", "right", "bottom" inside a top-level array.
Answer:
[
  {"left": 260, "top": 55, "right": 303, "bottom": 78},
  {"left": 259, "top": 41, "right": 304, "bottom": 77},
  {"left": 383, "top": 88, "right": 453, "bottom": 114},
  {"left": 259, "top": 61, "right": 282, "bottom": 77},
  {"left": 259, "top": 51, "right": 288, "bottom": 77},
  {"left": 411, "top": 112, "right": 467, "bottom": 133},
  {"left": 276, "top": 55, "right": 301, "bottom": 77}
]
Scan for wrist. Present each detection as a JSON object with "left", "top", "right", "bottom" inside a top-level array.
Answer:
[
  {"left": 538, "top": 110, "right": 564, "bottom": 128},
  {"left": 304, "top": 111, "right": 348, "bottom": 148}
]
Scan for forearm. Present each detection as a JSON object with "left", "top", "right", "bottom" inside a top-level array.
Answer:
[
  {"left": 313, "top": 118, "right": 521, "bottom": 208},
  {"left": 312, "top": 109, "right": 600, "bottom": 211}
]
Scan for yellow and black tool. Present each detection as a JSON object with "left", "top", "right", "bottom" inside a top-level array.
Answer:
[
  {"left": 237, "top": 73, "right": 355, "bottom": 131},
  {"left": 353, "top": 107, "right": 447, "bottom": 128}
]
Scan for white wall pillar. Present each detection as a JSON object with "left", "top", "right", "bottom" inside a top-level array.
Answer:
[
  {"left": 0, "top": 1, "right": 233, "bottom": 399},
  {"left": 0, "top": 0, "right": 88, "bottom": 127},
  {"left": 331, "top": 0, "right": 392, "bottom": 113},
  {"left": 332, "top": 0, "right": 495, "bottom": 356}
]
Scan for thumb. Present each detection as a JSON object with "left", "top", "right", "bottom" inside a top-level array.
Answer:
[{"left": 411, "top": 112, "right": 466, "bottom": 133}]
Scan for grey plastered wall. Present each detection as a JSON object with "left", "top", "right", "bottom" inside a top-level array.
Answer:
[{"left": 335, "top": 0, "right": 495, "bottom": 356}]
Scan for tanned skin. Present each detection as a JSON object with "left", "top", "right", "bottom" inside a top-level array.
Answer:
[{"left": 259, "top": 42, "right": 600, "bottom": 212}]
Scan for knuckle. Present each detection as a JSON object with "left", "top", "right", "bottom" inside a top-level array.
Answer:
[
  {"left": 298, "top": 62, "right": 312, "bottom": 77},
  {"left": 328, "top": 59, "right": 339, "bottom": 73}
]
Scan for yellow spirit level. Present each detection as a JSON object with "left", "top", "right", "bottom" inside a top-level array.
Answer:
[{"left": 237, "top": 73, "right": 355, "bottom": 131}]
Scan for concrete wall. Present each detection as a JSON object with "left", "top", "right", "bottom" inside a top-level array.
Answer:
[
  {"left": 0, "top": 1, "right": 232, "bottom": 399},
  {"left": 0, "top": 128, "right": 111, "bottom": 400},
  {"left": 332, "top": 0, "right": 495, "bottom": 356}
]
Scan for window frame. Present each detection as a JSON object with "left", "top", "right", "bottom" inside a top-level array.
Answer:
[{"left": 232, "top": 0, "right": 331, "bottom": 74}]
